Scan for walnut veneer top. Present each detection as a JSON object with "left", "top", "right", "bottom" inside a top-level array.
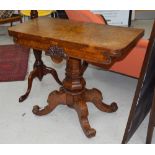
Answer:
[{"left": 8, "top": 17, "right": 144, "bottom": 64}]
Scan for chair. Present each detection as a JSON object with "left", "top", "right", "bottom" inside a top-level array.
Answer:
[
  {"left": 94, "top": 38, "right": 149, "bottom": 78},
  {"left": 65, "top": 10, "right": 107, "bottom": 24},
  {"left": 0, "top": 11, "right": 22, "bottom": 26},
  {"left": 20, "top": 10, "right": 54, "bottom": 17},
  {"left": 65, "top": 10, "right": 149, "bottom": 79},
  {"left": 55, "top": 10, "right": 69, "bottom": 19}
]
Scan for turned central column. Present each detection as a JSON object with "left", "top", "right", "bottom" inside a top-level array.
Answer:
[{"left": 63, "top": 57, "right": 86, "bottom": 94}]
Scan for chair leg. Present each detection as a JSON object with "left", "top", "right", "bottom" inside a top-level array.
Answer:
[
  {"left": 146, "top": 89, "right": 155, "bottom": 144},
  {"left": 146, "top": 123, "right": 154, "bottom": 144}
]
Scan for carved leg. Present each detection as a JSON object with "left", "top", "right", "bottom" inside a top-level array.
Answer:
[
  {"left": 73, "top": 100, "right": 96, "bottom": 138},
  {"left": 19, "top": 49, "right": 62, "bottom": 102},
  {"left": 32, "top": 90, "right": 66, "bottom": 116},
  {"left": 43, "top": 66, "right": 62, "bottom": 85},
  {"left": 19, "top": 68, "right": 39, "bottom": 102},
  {"left": 85, "top": 88, "right": 118, "bottom": 112}
]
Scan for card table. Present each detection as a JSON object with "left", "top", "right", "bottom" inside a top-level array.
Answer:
[{"left": 8, "top": 17, "right": 144, "bottom": 138}]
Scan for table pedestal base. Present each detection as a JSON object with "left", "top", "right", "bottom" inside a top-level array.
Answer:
[
  {"left": 32, "top": 57, "right": 118, "bottom": 138},
  {"left": 33, "top": 87, "right": 117, "bottom": 137},
  {"left": 19, "top": 49, "right": 62, "bottom": 102}
]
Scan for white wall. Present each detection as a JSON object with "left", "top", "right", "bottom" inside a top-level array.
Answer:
[{"left": 92, "top": 10, "right": 131, "bottom": 26}]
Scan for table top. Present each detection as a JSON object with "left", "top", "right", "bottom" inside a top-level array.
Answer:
[{"left": 8, "top": 17, "right": 144, "bottom": 64}]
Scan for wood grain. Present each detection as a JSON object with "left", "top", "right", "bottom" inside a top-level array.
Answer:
[{"left": 8, "top": 17, "right": 144, "bottom": 64}]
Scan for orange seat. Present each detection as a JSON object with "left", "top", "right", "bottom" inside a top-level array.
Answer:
[
  {"left": 65, "top": 10, "right": 148, "bottom": 79},
  {"left": 109, "top": 39, "right": 149, "bottom": 78},
  {"left": 65, "top": 10, "right": 106, "bottom": 24}
]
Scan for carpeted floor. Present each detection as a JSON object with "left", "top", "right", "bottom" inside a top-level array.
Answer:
[{"left": 0, "top": 44, "right": 30, "bottom": 82}]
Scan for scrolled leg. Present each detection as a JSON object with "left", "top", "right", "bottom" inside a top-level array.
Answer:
[
  {"left": 85, "top": 88, "right": 118, "bottom": 112},
  {"left": 19, "top": 60, "right": 62, "bottom": 103},
  {"left": 32, "top": 105, "right": 54, "bottom": 116},
  {"left": 73, "top": 100, "right": 96, "bottom": 138},
  {"left": 32, "top": 90, "right": 66, "bottom": 116},
  {"left": 19, "top": 68, "right": 38, "bottom": 102}
]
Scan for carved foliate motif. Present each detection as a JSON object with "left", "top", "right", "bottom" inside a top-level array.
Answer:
[
  {"left": 46, "top": 45, "right": 67, "bottom": 63},
  {"left": 46, "top": 45, "right": 67, "bottom": 59}
]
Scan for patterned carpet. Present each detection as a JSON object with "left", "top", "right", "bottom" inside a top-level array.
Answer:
[{"left": 0, "top": 44, "right": 30, "bottom": 82}]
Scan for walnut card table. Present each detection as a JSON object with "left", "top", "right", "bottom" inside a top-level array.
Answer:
[{"left": 8, "top": 17, "right": 144, "bottom": 138}]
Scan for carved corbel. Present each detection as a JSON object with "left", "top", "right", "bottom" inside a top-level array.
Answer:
[{"left": 46, "top": 45, "right": 67, "bottom": 63}]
